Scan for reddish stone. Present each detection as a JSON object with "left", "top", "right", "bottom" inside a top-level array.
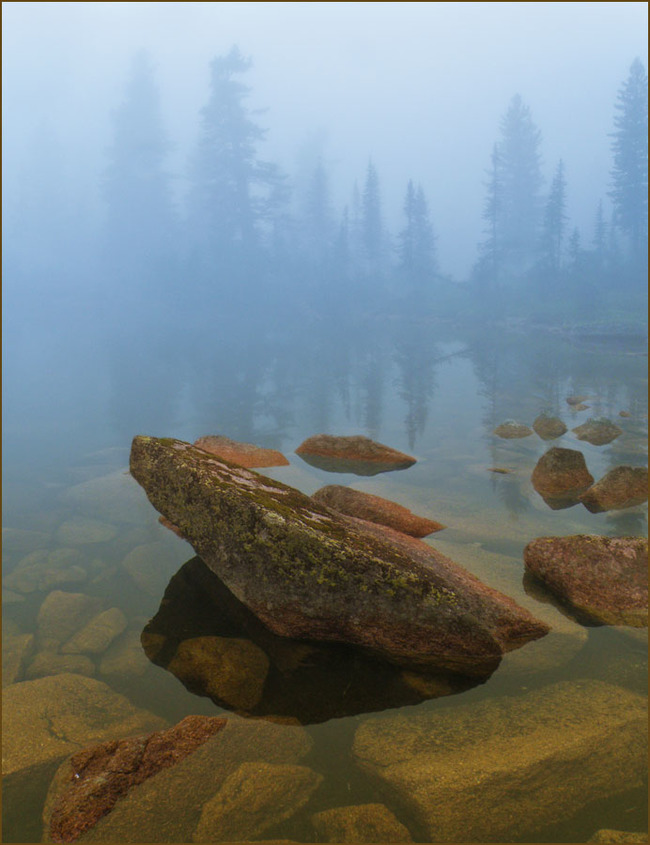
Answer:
[
  {"left": 523, "top": 535, "right": 648, "bottom": 626},
  {"left": 312, "top": 485, "right": 444, "bottom": 538},
  {"left": 295, "top": 434, "right": 416, "bottom": 474},
  {"left": 531, "top": 447, "right": 594, "bottom": 501},
  {"left": 572, "top": 418, "right": 623, "bottom": 446},
  {"left": 194, "top": 435, "right": 289, "bottom": 468},
  {"left": 532, "top": 414, "right": 567, "bottom": 440},
  {"left": 48, "top": 715, "right": 226, "bottom": 842}
]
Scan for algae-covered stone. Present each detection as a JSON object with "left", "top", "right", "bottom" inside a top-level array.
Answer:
[
  {"left": 523, "top": 535, "right": 648, "bottom": 627},
  {"left": 129, "top": 436, "right": 549, "bottom": 676},
  {"left": 168, "top": 636, "right": 269, "bottom": 711},
  {"left": 589, "top": 830, "right": 648, "bottom": 843},
  {"left": 62, "top": 607, "right": 128, "bottom": 655},
  {"left": 192, "top": 762, "right": 322, "bottom": 842},
  {"left": 352, "top": 680, "right": 648, "bottom": 843},
  {"left": 99, "top": 629, "right": 151, "bottom": 678},
  {"left": 312, "top": 803, "right": 413, "bottom": 842}
]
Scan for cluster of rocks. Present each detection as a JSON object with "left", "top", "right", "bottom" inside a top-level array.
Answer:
[
  {"left": 531, "top": 446, "right": 647, "bottom": 512},
  {"left": 493, "top": 411, "right": 625, "bottom": 446}
]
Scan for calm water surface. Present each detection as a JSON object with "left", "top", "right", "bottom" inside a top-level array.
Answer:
[{"left": 3, "top": 317, "right": 647, "bottom": 842}]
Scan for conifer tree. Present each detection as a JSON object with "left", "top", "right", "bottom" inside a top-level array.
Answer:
[
  {"left": 361, "top": 159, "right": 385, "bottom": 273},
  {"left": 398, "top": 180, "right": 437, "bottom": 290},
  {"left": 609, "top": 58, "right": 648, "bottom": 259},
  {"left": 538, "top": 159, "right": 568, "bottom": 276}
]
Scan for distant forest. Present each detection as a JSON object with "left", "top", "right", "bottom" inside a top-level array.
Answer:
[{"left": 6, "top": 49, "right": 648, "bottom": 331}]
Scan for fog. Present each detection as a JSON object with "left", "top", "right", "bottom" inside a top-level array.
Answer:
[{"left": 2, "top": 1, "right": 648, "bottom": 453}]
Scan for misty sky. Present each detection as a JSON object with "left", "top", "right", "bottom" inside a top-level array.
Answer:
[{"left": 2, "top": 1, "right": 647, "bottom": 277}]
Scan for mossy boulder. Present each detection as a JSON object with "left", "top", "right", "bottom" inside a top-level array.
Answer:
[
  {"left": 523, "top": 535, "right": 648, "bottom": 626},
  {"left": 129, "top": 436, "right": 548, "bottom": 676}
]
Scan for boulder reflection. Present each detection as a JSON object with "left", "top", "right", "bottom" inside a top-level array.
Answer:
[{"left": 141, "top": 557, "right": 487, "bottom": 724}]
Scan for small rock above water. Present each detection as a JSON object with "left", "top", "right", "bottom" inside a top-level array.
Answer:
[
  {"left": 532, "top": 413, "right": 568, "bottom": 440},
  {"left": 311, "top": 485, "right": 444, "bottom": 538},
  {"left": 579, "top": 466, "right": 648, "bottom": 512},
  {"left": 531, "top": 447, "right": 594, "bottom": 507},
  {"left": 194, "top": 435, "right": 289, "bottom": 468},
  {"left": 295, "top": 434, "right": 416, "bottom": 475},
  {"left": 572, "top": 417, "right": 623, "bottom": 446},
  {"left": 130, "top": 436, "right": 548, "bottom": 676},
  {"left": 523, "top": 535, "right": 648, "bottom": 627},
  {"left": 493, "top": 420, "right": 534, "bottom": 439},
  {"left": 566, "top": 395, "right": 590, "bottom": 406}
]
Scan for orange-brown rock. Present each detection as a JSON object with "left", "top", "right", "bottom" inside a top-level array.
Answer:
[
  {"left": 523, "top": 535, "right": 648, "bottom": 626},
  {"left": 566, "top": 395, "right": 590, "bottom": 406},
  {"left": 531, "top": 446, "right": 594, "bottom": 505},
  {"left": 532, "top": 414, "right": 567, "bottom": 440},
  {"left": 295, "top": 435, "right": 416, "bottom": 475},
  {"left": 194, "top": 435, "right": 289, "bottom": 468},
  {"left": 312, "top": 485, "right": 444, "bottom": 538},
  {"left": 579, "top": 466, "right": 648, "bottom": 512}
]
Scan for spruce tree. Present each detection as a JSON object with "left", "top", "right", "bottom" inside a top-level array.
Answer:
[
  {"left": 361, "top": 159, "right": 385, "bottom": 274},
  {"left": 398, "top": 180, "right": 437, "bottom": 291},
  {"left": 538, "top": 159, "right": 568, "bottom": 276},
  {"left": 609, "top": 58, "right": 648, "bottom": 259}
]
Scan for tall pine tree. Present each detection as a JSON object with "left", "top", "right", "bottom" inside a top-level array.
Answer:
[
  {"left": 608, "top": 58, "right": 648, "bottom": 262},
  {"left": 538, "top": 159, "right": 568, "bottom": 277},
  {"left": 397, "top": 180, "right": 437, "bottom": 292}
]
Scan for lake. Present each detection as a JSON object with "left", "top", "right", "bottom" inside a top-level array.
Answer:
[{"left": 2, "top": 312, "right": 647, "bottom": 843}]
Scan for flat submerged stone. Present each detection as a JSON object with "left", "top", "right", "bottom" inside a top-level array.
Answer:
[{"left": 129, "top": 436, "right": 549, "bottom": 676}]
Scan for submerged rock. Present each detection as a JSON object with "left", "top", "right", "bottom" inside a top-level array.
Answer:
[
  {"left": 532, "top": 413, "right": 568, "bottom": 440},
  {"left": 579, "top": 465, "right": 648, "bottom": 512},
  {"left": 130, "top": 436, "right": 549, "bottom": 676},
  {"left": 35, "top": 590, "right": 103, "bottom": 653},
  {"left": 493, "top": 420, "right": 533, "bottom": 439},
  {"left": 61, "top": 608, "right": 128, "bottom": 655},
  {"left": 572, "top": 417, "right": 623, "bottom": 446},
  {"left": 531, "top": 446, "right": 594, "bottom": 507},
  {"left": 43, "top": 715, "right": 312, "bottom": 844},
  {"left": 589, "top": 830, "right": 648, "bottom": 843},
  {"left": 523, "top": 535, "right": 648, "bottom": 627},
  {"left": 2, "top": 633, "right": 35, "bottom": 687},
  {"left": 566, "top": 395, "right": 590, "bottom": 406},
  {"left": 352, "top": 680, "right": 647, "bottom": 843},
  {"left": 295, "top": 434, "right": 416, "bottom": 475},
  {"left": 312, "top": 804, "right": 413, "bottom": 843},
  {"left": 192, "top": 761, "right": 322, "bottom": 842},
  {"left": 56, "top": 517, "right": 117, "bottom": 545},
  {"left": 194, "top": 434, "right": 289, "bottom": 468},
  {"left": 311, "top": 485, "right": 444, "bottom": 537},
  {"left": 46, "top": 715, "right": 226, "bottom": 843}
]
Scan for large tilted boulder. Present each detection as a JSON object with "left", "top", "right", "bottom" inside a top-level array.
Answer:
[
  {"left": 523, "top": 535, "right": 648, "bottom": 627},
  {"left": 129, "top": 436, "right": 549, "bottom": 676}
]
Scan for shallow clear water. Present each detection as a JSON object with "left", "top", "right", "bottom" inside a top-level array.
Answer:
[{"left": 2, "top": 316, "right": 647, "bottom": 842}]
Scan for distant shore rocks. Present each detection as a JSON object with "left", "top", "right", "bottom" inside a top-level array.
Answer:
[
  {"left": 311, "top": 485, "right": 444, "bottom": 538},
  {"left": 579, "top": 465, "right": 648, "bottom": 512},
  {"left": 493, "top": 420, "right": 534, "bottom": 439},
  {"left": 523, "top": 535, "right": 648, "bottom": 627},
  {"left": 194, "top": 435, "right": 289, "bottom": 468},
  {"left": 572, "top": 417, "right": 623, "bottom": 446},
  {"left": 295, "top": 434, "right": 416, "bottom": 475},
  {"left": 532, "top": 413, "right": 568, "bottom": 440},
  {"left": 531, "top": 446, "right": 594, "bottom": 505}
]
